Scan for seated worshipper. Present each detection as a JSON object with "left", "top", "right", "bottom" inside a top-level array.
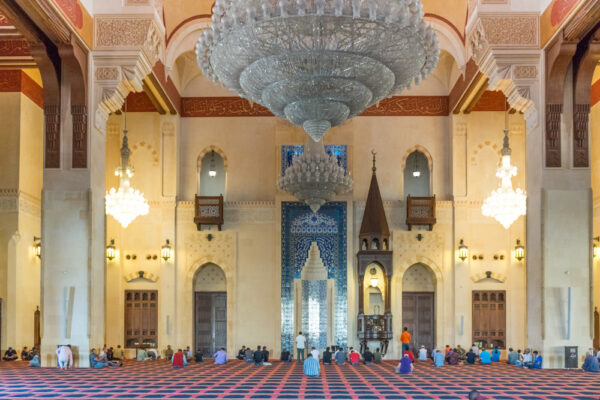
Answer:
[
  {"left": 363, "top": 347, "right": 374, "bottom": 365},
  {"left": 507, "top": 348, "right": 518, "bottom": 365},
  {"left": 310, "top": 347, "right": 319, "bottom": 360},
  {"left": 323, "top": 347, "right": 332, "bottom": 365},
  {"left": 447, "top": 349, "right": 459, "bottom": 365},
  {"left": 2, "top": 347, "right": 18, "bottom": 361},
  {"left": 492, "top": 347, "right": 501, "bottom": 362},
  {"left": 335, "top": 347, "right": 346, "bottom": 365},
  {"left": 583, "top": 352, "right": 600, "bottom": 372},
  {"left": 471, "top": 344, "right": 480, "bottom": 356},
  {"left": 106, "top": 347, "right": 114, "bottom": 361},
  {"left": 214, "top": 348, "right": 228, "bottom": 365},
  {"left": 403, "top": 349, "right": 414, "bottom": 363},
  {"left": 29, "top": 354, "right": 40, "bottom": 367},
  {"left": 21, "top": 347, "right": 32, "bottom": 361},
  {"left": 172, "top": 349, "right": 187, "bottom": 368},
  {"left": 466, "top": 349, "right": 477, "bottom": 364},
  {"left": 137, "top": 348, "right": 149, "bottom": 361},
  {"left": 445, "top": 345, "right": 451, "bottom": 355},
  {"left": 280, "top": 348, "right": 291, "bottom": 362},
  {"left": 146, "top": 348, "right": 158, "bottom": 360},
  {"left": 521, "top": 349, "right": 532, "bottom": 367},
  {"left": 113, "top": 345, "right": 124, "bottom": 360},
  {"left": 434, "top": 349, "right": 444, "bottom": 367},
  {"left": 373, "top": 348, "right": 382, "bottom": 364},
  {"left": 195, "top": 349, "right": 203, "bottom": 362},
  {"left": 468, "top": 389, "right": 488, "bottom": 400},
  {"left": 254, "top": 346, "right": 264, "bottom": 366},
  {"left": 56, "top": 345, "right": 73, "bottom": 369},
  {"left": 237, "top": 346, "right": 247, "bottom": 360},
  {"left": 303, "top": 354, "right": 320, "bottom": 377},
  {"left": 90, "top": 348, "right": 109, "bottom": 368},
  {"left": 527, "top": 351, "right": 542, "bottom": 369},
  {"left": 245, "top": 347, "right": 254, "bottom": 362},
  {"left": 165, "top": 345, "right": 174, "bottom": 361},
  {"left": 349, "top": 348, "right": 360, "bottom": 365},
  {"left": 479, "top": 349, "right": 491, "bottom": 364},
  {"left": 185, "top": 346, "right": 193, "bottom": 361},
  {"left": 262, "top": 346, "right": 272, "bottom": 365},
  {"left": 418, "top": 345, "right": 428, "bottom": 361},
  {"left": 396, "top": 354, "right": 413, "bottom": 374}
]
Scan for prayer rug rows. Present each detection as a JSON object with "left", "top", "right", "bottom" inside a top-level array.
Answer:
[{"left": 0, "top": 360, "right": 594, "bottom": 399}]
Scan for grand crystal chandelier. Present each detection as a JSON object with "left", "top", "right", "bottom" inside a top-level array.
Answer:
[
  {"left": 481, "top": 125, "right": 526, "bottom": 229},
  {"left": 279, "top": 138, "right": 352, "bottom": 212},
  {"left": 196, "top": 0, "right": 439, "bottom": 142},
  {"left": 105, "top": 113, "right": 149, "bottom": 228}
]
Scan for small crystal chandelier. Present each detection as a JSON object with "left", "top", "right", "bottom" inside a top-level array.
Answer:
[
  {"left": 279, "top": 137, "right": 352, "bottom": 212},
  {"left": 106, "top": 110, "right": 149, "bottom": 228},
  {"left": 482, "top": 113, "right": 526, "bottom": 229},
  {"left": 208, "top": 150, "right": 217, "bottom": 177},
  {"left": 196, "top": 0, "right": 439, "bottom": 142}
]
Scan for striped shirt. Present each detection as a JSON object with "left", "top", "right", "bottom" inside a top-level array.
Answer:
[{"left": 304, "top": 357, "right": 320, "bottom": 376}]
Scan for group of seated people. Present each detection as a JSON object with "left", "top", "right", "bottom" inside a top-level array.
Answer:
[
  {"left": 236, "top": 345, "right": 272, "bottom": 366},
  {"left": 582, "top": 349, "right": 600, "bottom": 372},
  {"left": 89, "top": 346, "right": 123, "bottom": 368},
  {"left": 3, "top": 346, "right": 39, "bottom": 362}
]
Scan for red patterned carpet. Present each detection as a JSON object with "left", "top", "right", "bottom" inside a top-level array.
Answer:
[{"left": 0, "top": 359, "right": 594, "bottom": 399}]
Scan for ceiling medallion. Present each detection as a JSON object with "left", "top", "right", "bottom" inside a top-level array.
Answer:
[
  {"left": 105, "top": 114, "right": 150, "bottom": 228},
  {"left": 481, "top": 127, "right": 526, "bottom": 229},
  {"left": 278, "top": 138, "right": 352, "bottom": 212},
  {"left": 196, "top": 0, "right": 439, "bottom": 142}
]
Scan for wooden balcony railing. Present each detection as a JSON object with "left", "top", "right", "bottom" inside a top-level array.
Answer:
[
  {"left": 406, "top": 195, "right": 436, "bottom": 231},
  {"left": 194, "top": 195, "right": 224, "bottom": 231}
]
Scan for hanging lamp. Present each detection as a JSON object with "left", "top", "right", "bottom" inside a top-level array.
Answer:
[{"left": 105, "top": 105, "right": 150, "bottom": 228}]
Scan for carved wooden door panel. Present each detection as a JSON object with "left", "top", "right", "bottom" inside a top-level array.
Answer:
[
  {"left": 124, "top": 290, "right": 158, "bottom": 348},
  {"left": 402, "top": 292, "right": 434, "bottom": 352},
  {"left": 195, "top": 292, "right": 227, "bottom": 357},
  {"left": 472, "top": 291, "right": 506, "bottom": 348}
]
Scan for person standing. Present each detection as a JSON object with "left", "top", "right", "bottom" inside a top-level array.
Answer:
[
  {"left": 295, "top": 332, "right": 306, "bottom": 361},
  {"left": 400, "top": 327, "right": 411, "bottom": 353},
  {"left": 56, "top": 345, "right": 73, "bottom": 369}
]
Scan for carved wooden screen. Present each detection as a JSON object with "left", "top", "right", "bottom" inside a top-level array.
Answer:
[
  {"left": 124, "top": 290, "right": 158, "bottom": 348},
  {"left": 472, "top": 290, "right": 506, "bottom": 349}
]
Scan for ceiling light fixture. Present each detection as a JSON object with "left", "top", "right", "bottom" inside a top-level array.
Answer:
[{"left": 196, "top": 0, "right": 439, "bottom": 142}]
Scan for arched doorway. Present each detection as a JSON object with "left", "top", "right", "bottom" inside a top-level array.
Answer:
[
  {"left": 193, "top": 263, "right": 227, "bottom": 358},
  {"left": 402, "top": 263, "right": 436, "bottom": 352}
]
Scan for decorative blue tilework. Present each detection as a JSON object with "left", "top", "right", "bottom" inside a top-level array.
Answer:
[
  {"left": 301, "top": 280, "right": 328, "bottom": 350},
  {"left": 281, "top": 145, "right": 348, "bottom": 175},
  {"left": 281, "top": 202, "right": 347, "bottom": 353}
]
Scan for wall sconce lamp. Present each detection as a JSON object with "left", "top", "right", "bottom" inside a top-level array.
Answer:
[
  {"left": 458, "top": 239, "right": 468, "bottom": 262},
  {"left": 106, "top": 239, "right": 116, "bottom": 261},
  {"left": 161, "top": 239, "right": 173, "bottom": 262},
  {"left": 515, "top": 239, "right": 525, "bottom": 262},
  {"left": 33, "top": 236, "right": 41, "bottom": 259},
  {"left": 369, "top": 267, "right": 378, "bottom": 287},
  {"left": 594, "top": 237, "right": 600, "bottom": 259}
]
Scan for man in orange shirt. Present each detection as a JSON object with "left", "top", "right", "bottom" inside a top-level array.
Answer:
[{"left": 400, "top": 327, "right": 411, "bottom": 353}]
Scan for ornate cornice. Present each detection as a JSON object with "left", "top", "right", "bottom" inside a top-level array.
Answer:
[{"left": 0, "top": 188, "right": 41, "bottom": 217}]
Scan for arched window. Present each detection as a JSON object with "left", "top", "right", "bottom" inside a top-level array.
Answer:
[
  {"left": 403, "top": 150, "right": 430, "bottom": 198},
  {"left": 198, "top": 150, "right": 226, "bottom": 197}
]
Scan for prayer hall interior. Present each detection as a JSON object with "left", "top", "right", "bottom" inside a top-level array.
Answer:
[{"left": 1, "top": 0, "right": 600, "bottom": 398}]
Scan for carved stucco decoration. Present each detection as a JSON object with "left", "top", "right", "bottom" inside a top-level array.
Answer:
[
  {"left": 0, "top": 189, "right": 41, "bottom": 217},
  {"left": 392, "top": 231, "right": 445, "bottom": 279},
  {"left": 185, "top": 231, "right": 236, "bottom": 278},
  {"left": 93, "top": 15, "right": 165, "bottom": 132},
  {"left": 467, "top": 13, "right": 541, "bottom": 130}
]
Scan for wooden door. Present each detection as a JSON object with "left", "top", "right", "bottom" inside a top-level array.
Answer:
[
  {"left": 402, "top": 292, "right": 434, "bottom": 352},
  {"left": 472, "top": 291, "right": 506, "bottom": 348},
  {"left": 124, "top": 290, "right": 158, "bottom": 348},
  {"left": 194, "top": 292, "right": 227, "bottom": 357}
]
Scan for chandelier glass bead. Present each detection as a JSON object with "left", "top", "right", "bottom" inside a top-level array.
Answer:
[
  {"left": 279, "top": 138, "right": 353, "bottom": 212},
  {"left": 196, "top": 0, "right": 439, "bottom": 141},
  {"left": 481, "top": 129, "right": 526, "bottom": 229},
  {"left": 106, "top": 119, "right": 149, "bottom": 228}
]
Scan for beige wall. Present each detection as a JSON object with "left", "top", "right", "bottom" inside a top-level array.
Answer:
[{"left": 0, "top": 92, "right": 43, "bottom": 353}]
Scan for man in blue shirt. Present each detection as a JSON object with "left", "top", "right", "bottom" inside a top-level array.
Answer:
[
  {"left": 213, "top": 348, "right": 227, "bottom": 365},
  {"left": 304, "top": 353, "right": 320, "bottom": 376},
  {"left": 479, "top": 349, "right": 491, "bottom": 364},
  {"left": 434, "top": 349, "right": 444, "bottom": 367},
  {"left": 529, "top": 351, "right": 542, "bottom": 369}
]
